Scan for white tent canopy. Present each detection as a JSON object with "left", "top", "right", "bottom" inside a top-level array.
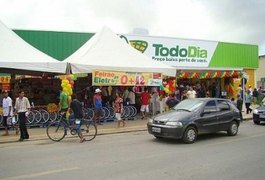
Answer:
[
  {"left": 0, "top": 21, "right": 67, "bottom": 74},
  {"left": 65, "top": 27, "right": 176, "bottom": 76}
]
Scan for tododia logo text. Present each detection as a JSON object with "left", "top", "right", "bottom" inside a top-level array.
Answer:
[{"left": 153, "top": 44, "right": 207, "bottom": 58}]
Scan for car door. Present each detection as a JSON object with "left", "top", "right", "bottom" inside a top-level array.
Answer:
[
  {"left": 216, "top": 100, "right": 234, "bottom": 130},
  {"left": 196, "top": 100, "right": 219, "bottom": 133}
]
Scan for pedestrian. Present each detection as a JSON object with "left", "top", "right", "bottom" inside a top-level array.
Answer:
[
  {"left": 1, "top": 90, "right": 14, "bottom": 136},
  {"left": 231, "top": 97, "right": 237, "bottom": 107},
  {"left": 93, "top": 88, "right": 103, "bottom": 125},
  {"left": 114, "top": 92, "right": 125, "bottom": 128},
  {"left": 69, "top": 94, "right": 85, "bottom": 143},
  {"left": 14, "top": 91, "right": 31, "bottom": 141},
  {"left": 140, "top": 87, "right": 151, "bottom": 119},
  {"left": 166, "top": 93, "right": 179, "bottom": 109},
  {"left": 248, "top": 85, "right": 253, "bottom": 96},
  {"left": 127, "top": 88, "right": 136, "bottom": 107},
  {"left": 187, "top": 87, "right": 197, "bottom": 99},
  {"left": 252, "top": 88, "right": 259, "bottom": 105},
  {"left": 236, "top": 94, "right": 243, "bottom": 120},
  {"left": 127, "top": 88, "right": 136, "bottom": 120},
  {"left": 162, "top": 93, "right": 169, "bottom": 112},
  {"left": 245, "top": 90, "right": 252, "bottom": 114},
  {"left": 58, "top": 87, "right": 70, "bottom": 118}
]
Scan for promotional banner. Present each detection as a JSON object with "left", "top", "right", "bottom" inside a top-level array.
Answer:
[
  {"left": 0, "top": 76, "right": 11, "bottom": 83},
  {"left": 119, "top": 34, "right": 218, "bottom": 68},
  {"left": 92, "top": 70, "right": 162, "bottom": 86}
]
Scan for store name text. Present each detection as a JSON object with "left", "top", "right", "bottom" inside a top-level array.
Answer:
[{"left": 152, "top": 44, "right": 207, "bottom": 58}]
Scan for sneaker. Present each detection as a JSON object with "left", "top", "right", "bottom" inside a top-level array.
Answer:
[
  {"left": 18, "top": 138, "right": 24, "bottom": 142},
  {"left": 80, "top": 138, "right": 85, "bottom": 143}
]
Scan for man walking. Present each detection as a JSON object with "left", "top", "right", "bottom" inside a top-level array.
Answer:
[
  {"left": 14, "top": 91, "right": 31, "bottom": 141},
  {"left": 140, "top": 88, "right": 151, "bottom": 119},
  {"left": 1, "top": 90, "right": 13, "bottom": 136}
]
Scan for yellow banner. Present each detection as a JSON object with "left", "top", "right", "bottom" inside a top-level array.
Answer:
[
  {"left": 0, "top": 76, "right": 11, "bottom": 83},
  {"left": 92, "top": 70, "right": 162, "bottom": 86}
]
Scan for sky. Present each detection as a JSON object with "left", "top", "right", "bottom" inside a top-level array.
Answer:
[{"left": 0, "top": 0, "right": 264, "bottom": 55}]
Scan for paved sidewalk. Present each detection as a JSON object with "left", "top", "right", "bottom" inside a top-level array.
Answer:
[{"left": 0, "top": 112, "right": 252, "bottom": 144}]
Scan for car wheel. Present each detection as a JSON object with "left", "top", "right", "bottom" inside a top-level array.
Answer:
[
  {"left": 227, "top": 121, "right": 238, "bottom": 136},
  {"left": 182, "top": 126, "right": 197, "bottom": 144},
  {"left": 253, "top": 119, "right": 260, "bottom": 125}
]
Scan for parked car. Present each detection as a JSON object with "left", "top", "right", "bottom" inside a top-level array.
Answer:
[
  {"left": 253, "top": 105, "right": 265, "bottom": 124},
  {"left": 147, "top": 98, "right": 242, "bottom": 143}
]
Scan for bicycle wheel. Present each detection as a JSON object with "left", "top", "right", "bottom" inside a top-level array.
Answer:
[
  {"left": 33, "top": 110, "right": 42, "bottom": 124},
  {"left": 87, "top": 108, "right": 94, "bottom": 120},
  {"left": 26, "top": 111, "right": 35, "bottom": 125},
  {"left": 82, "top": 108, "right": 88, "bottom": 119},
  {"left": 121, "top": 106, "right": 130, "bottom": 119},
  {"left": 79, "top": 121, "right": 97, "bottom": 141},
  {"left": 49, "top": 112, "right": 57, "bottom": 122},
  {"left": 108, "top": 107, "right": 115, "bottom": 119},
  {"left": 46, "top": 121, "right": 66, "bottom": 142},
  {"left": 39, "top": 109, "right": 50, "bottom": 123},
  {"left": 103, "top": 107, "right": 110, "bottom": 119},
  {"left": 131, "top": 106, "right": 137, "bottom": 117},
  {"left": 127, "top": 106, "right": 135, "bottom": 119}
]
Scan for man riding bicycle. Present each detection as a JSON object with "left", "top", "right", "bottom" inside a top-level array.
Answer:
[{"left": 69, "top": 94, "right": 85, "bottom": 143}]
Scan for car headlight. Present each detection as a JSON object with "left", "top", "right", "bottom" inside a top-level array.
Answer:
[
  {"left": 253, "top": 109, "right": 259, "bottom": 114},
  {"left": 165, "top": 121, "right": 183, "bottom": 127}
]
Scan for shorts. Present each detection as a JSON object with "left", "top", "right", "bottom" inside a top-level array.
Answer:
[
  {"left": 115, "top": 113, "right": 121, "bottom": 120},
  {"left": 60, "top": 108, "right": 68, "bottom": 118},
  {"left": 140, "top": 105, "right": 149, "bottom": 112},
  {"left": 94, "top": 108, "right": 102, "bottom": 116},
  {"left": 75, "top": 119, "right": 81, "bottom": 133},
  {"left": 69, "top": 118, "right": 81, "bottom": 132},
  {"left": 2, "top": 116, "right": 8, "bottom": 127}
]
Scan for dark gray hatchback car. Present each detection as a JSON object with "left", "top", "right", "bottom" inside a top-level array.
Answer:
[
  {"left": 253, "top": 105, "right": 265, "bottom": 124},
  {"left": 147, "top": 98, "right": 242, "bottom": 143}
]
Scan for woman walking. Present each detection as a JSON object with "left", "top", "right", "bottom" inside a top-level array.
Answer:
[
  {"left": 245, "top": 90, "right": 252, "bottom": 114},
  {"left": 114, "top": 92, "right": 125, "bottom": 128}
]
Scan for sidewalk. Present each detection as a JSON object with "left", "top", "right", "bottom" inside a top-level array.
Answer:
[{"left": 0, "top": 112, "right": 253, "bottom": 144}]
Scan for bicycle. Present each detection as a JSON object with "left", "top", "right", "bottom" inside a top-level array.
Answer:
[{"left": 46, "top": 112, "right": 97, "bottom": 142}]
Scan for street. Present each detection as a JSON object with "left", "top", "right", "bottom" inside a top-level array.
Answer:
[{"left": 0, "top": 120, "right": 265, "bottom": 180}]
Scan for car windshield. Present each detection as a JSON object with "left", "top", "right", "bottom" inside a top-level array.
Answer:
[{"left": 173, "top": 99, "right": 204, "bottom": 112}]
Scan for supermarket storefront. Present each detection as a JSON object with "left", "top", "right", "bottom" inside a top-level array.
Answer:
[
  {"left": 120, "top": 34, "right": 258, "bottom": 98},
  {"left": 13, "top": 30, "right": 259, "bottom": 97}
]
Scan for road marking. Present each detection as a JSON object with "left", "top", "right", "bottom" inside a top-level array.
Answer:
[{"left": 1, "top": 167, "right": 79, "bottom": 180}]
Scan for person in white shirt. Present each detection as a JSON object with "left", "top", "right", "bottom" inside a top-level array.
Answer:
[
  {"left": 248, "top": 85, "right": 253, "bottom": 96},
  {"left": 127, "top": 88, "right": 136, "bottom": 120},
  {"left": 1, "top": 90, "right": 13, "bottom": 136},
  {"left": 14, "top": 91, "right": 31, "bottom": 141},
  {"left": 187, "top": 87, "right": 197, "bottom": 99}
]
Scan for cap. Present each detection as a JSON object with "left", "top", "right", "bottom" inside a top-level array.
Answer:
[{"left": 95, "top": 88, "right": 102, "bottom": 93}]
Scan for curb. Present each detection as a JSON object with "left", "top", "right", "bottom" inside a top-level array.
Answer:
[
  {"left": 0, "top": 127, "right": 148, "bottom": 144},
  {"left": 1, "top": 117, "right": 253, "bottom": 144}
]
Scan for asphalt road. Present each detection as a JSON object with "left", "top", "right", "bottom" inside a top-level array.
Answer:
[{"left": 0, "top": 121, "right": 265, "bottom": 180}]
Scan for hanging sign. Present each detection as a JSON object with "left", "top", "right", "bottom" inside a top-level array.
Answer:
[
  {"left": 92, "top": 70, "right": 162, "bottom": 86},
  {"left": 0, "top": 76, "right": 11, "bottom": 83}
]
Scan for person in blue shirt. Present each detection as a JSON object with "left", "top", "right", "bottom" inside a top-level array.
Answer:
[{"left": 245, "top": 90, "right": 252, "bottom": 114}]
